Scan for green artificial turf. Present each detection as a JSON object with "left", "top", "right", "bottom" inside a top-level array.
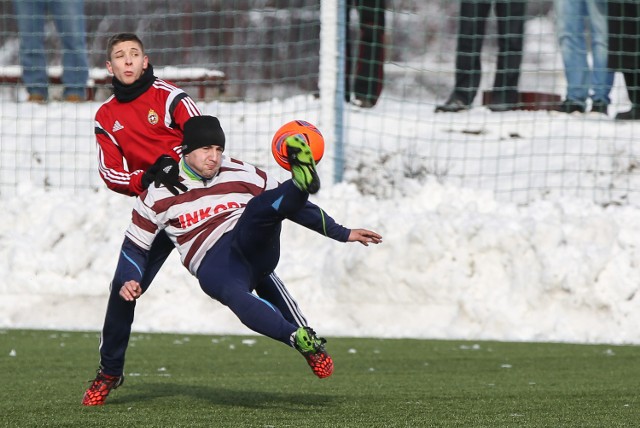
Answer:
[{"left": 1, "top": 329, "right": 639, "bottom": 427}]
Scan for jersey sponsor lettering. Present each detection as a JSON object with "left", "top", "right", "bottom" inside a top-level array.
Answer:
[
  {"left": 126, "top": 157, "right": 276, "bottom": 274},
  {"left": 179, "top": 207, "right": 211, "bottom": 228},
  {"left": 177, "top": 202, "right": 245, "bottom": 228},
  {"left": 125, "top": 156, "right": 349, "bottom": 276}
]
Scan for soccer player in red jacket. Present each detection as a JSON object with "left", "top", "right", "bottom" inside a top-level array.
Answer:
[{"left": 83, "top": 34, "right": 309, "bottom": 406}]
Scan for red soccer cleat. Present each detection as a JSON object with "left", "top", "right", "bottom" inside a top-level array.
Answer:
[{"left": 82, "top": 370, "right": 124, "bottom": 406}]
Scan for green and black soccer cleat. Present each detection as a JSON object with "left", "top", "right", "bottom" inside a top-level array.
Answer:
[
  {"left": 293, "top": 326, "right": 334, "bottom": 378},
  {"left": 285, "top": 135, "right": 321, "bottom": 194}
]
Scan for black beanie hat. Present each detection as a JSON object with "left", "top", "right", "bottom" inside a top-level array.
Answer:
[{"left": 182, "top": 115, "right": 226, "bottom": 154}]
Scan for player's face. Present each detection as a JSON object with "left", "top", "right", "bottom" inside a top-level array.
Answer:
[
  {"left": 106, "top": 41, "right": 148, "bottom": 85},
  {"left": 185, "top": 145, "right": 223, "bottom": 179}
]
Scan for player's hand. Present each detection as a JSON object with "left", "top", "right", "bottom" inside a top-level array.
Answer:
[
  {"left": 348, "top": 229, "right": 382, "bottom": 246},
  {"left": 142, "top": 155, "right": 188, "bottom": 196},
  {"left": 120, "top": 280, "right": 143, "bottom": 301},
  {"left": 141, "top": 155, "right": 168, "bottom": 189}
]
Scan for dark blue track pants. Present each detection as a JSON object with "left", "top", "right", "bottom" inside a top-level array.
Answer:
[
  {"left": 197, "top": 180, "right": 309, "bottom": 345},
  {"left": 98, "top": 182, "right": 308, "bottom": 376}
]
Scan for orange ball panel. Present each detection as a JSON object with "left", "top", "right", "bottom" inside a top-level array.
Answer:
[{"left": 271, "top": 120, "right": 325, "bottom": 171}]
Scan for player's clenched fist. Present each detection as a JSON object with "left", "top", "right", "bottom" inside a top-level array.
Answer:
[{"left": 120, "top": 280, "right": 142, "bottom": 301}]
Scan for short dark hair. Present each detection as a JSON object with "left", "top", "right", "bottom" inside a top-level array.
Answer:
[{"left": 106, "top": 33, "right": 144, "bottom": 61}]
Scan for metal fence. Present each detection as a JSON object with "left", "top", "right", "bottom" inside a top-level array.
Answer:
[{"left": 1, "top": 0, "right": 639, "bottom": 206}]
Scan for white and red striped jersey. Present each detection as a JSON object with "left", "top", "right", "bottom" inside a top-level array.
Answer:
[
  {"left": 94, "top": 79, "right": 201, "bottom": 196},
  {"left": 125, "top": 156, "right": 279, "bottom": 275}
]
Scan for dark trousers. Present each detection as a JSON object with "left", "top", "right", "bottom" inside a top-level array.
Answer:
[
  {"left": 345, "top": 0, "right": 386, "bottom": 106},
  {"left": 624, "top": 72, "right": 640, "bottom": 106},
  {"left": 99, "top": 191, "right": 309, "bottom": 375},
  {"left": 197, "top": 180, "right": 308, "bottom": 345},
  {"left": 99, "top": 230, "right": 173, "bottom": 376},
  {"left": 452, "top": 0, "right": 526, "bottom": 106},
  {"left": 608, "top": 1, "right": 640, "bottom": 107}
]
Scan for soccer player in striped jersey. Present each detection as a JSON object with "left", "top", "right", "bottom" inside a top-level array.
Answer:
[
  {"left": 115, "top": 116, "right": 381, "bottom": 388},
  {"left": 83, "top": 35, "right": 315, "bottom": 406}
]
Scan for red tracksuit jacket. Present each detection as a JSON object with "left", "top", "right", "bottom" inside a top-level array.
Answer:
[{"left": 94, "top": 78, "right": 202, "bottom": 196}]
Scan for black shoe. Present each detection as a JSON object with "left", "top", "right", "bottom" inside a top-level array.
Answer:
[
  {"left": 435, "top": 98, "right": 470, "bottom": 113},
  {"left": 615, "top": 107, "right": 640, "bottom": 121},
  {"left": 556, "top": 99, "right": 585, "bottom": 114},
  {"left": 590, "top": 100, "right": 608, "bottom": 115}
]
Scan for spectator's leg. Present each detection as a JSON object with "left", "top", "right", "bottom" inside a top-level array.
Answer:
[
  {"left": 492, "top": 0, "right": 526, "bottom": 106},
  {"left": 554, "top": 0, "right": 589, "bottom": 106},
  {"left": 345, "top": 0, "right": 355, "bottom": 102},
  {"left": 452, "top": 0, "right": 492, "bottom": 105},
  {"left": 50, "top": 0, "right": 89, "bottom": 99},
  {"left": 586, "top": 0, "right": 613, "bottom": 104},
  {"left": 622, "top": 1, "right": 640, "bottom": 110},
  {"left": 625, "top": 72, "right": 640, "bottom": 105},
  {"left": 353, "top": 0, "right": 386, "bottom": 107},
  {"left": 13, "top": 0, "right": 49, "bottom": 99}
]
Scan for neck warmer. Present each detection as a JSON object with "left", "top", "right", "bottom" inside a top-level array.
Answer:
[
  {"left": 180, "top": 157, "right": 220, "bottom": 184},
  {"left": 112, "top": 64, "right": 156, "bottom": 103},
  {"left": 181, "top": 158, "right": 203, "bottom": 181}
]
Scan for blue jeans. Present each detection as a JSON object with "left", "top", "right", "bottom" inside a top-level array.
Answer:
[
  {"left": 13, "top": 0, "right": 89, "bottom": 99},
  {"left": 554, "top": 0, "right": 613, "bottom": 105}
]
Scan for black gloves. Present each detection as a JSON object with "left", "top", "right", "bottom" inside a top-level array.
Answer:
[{"left": 141, "top": 155, "right": 188, "bottom": 196}]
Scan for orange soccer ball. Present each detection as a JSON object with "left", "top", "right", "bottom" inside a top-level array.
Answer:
[{"left": 271, "top": 120, "right": 325, "bottom": 171}]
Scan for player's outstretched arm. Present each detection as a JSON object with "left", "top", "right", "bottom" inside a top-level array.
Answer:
[
  {"left": 348, "top": 229, "right": 382, "bottom": 246},
  {"left": 120, "top": 280, "right": 143, "bottom": 301}
]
